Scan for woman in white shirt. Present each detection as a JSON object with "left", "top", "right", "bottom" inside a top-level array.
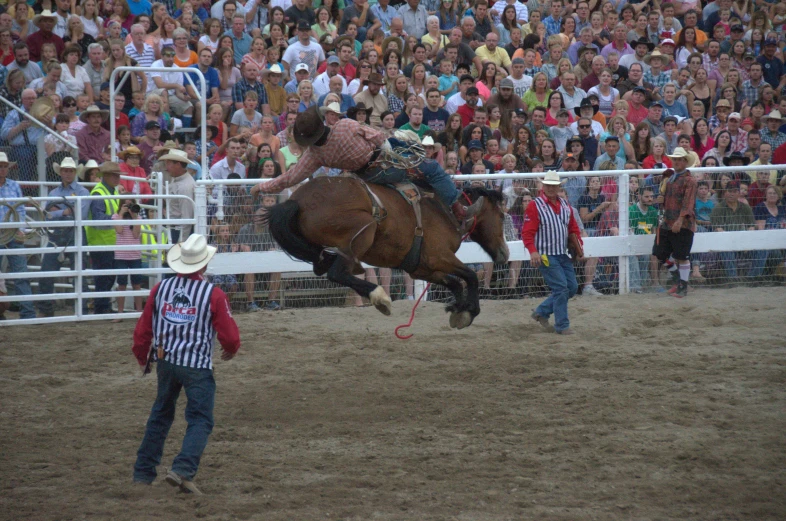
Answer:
[
  {"left": 197, "top": 18, "right": 222, "bottom": 54},
  {"left": 60, "top": 44, "right": 93, "bottom": 99},
  {"left": 79, "top": 0, "right": 104, "bottom": 39}
]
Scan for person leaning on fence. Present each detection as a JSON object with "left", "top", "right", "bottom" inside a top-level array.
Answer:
[
  {"left": 132, "top": 233, "right": 241, "bottom": 495},
  {"left": 38, "top": 157, "right": 90, "bottom": 318},
  {"left": 523, "top": 171, "right": 585, "bottom": 336},
  {"left": 0, "top": 88, "right": 49, "bottom": 183},
  {"left": 160, "top": 148, "right": 196, "bottom": 244},
  {"left": 0, "top": 152, "right": 35, "bottom": 319},
  {"left": 86, "top": 161, "right": 122, "bottom": 315},
  {"left": 651, "top": 147, "right": 698, "bottom": 299}
]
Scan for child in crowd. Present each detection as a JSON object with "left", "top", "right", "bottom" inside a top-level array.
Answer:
[
  {"left": 695, "top": 180, "right": 715, "bottom": 232},
  {"left": 44, "top": 114, "right": 78, "bottom": 158},
  {"left": 552, "top": 110, "right": 573, "bottom": 153},
  {"left": 112, "top": 198, "right": 143, "bottom": 322},
  {"left": 115, "top": 125, "right": 132, "bottom": 154},
  {"left": 207, "top": 223, "right": 239, "bottom": 297},
  {"left": 438, "top": 58, "right": 459, "bottom": 98},
  {"left": 484, "top": 139, "right": 504, "bottom": 171},
  {"left": 128, "top": 92, "right": 145, "bottom": 119},
  {"left": 445, "top": 151, "right": 459, "bottom": 175}
]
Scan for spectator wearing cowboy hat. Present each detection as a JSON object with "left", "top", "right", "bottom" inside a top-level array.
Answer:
[
  {"left": 86, "top": 161, "right": 122, "bottom": 315},
  {"left": 642, "top": 49, "right": 672, "bottom": 91},
  {"left": 569, "top": 98, "right": 603, "bottom": 136},
  {"left": 26, "top": 10, "right": 63, "bottom": 62},
  {"left": 132, "top": 233, "right": 241, "bottom": 496},
  {"left": 352, "top": 72, "right": 388, "bottom": 128},
  {"left": 761, "top": 111, "right": 786, "bottom": 150},
  {"left": 319, "top": 102, "right": 345, "bottom": 127},
  {"left": 160, "top": 148, "right": 196, "bottom": 243},
  {"left": 723, "top": 151, "right": 752, "bottom": 183},
  {"left": 75, "top": 105, "right": 111, "bottom": 163},
  {"left": 118, "top": 146, "right": 154, "bottom": 201},
  {"left": 619, "top": 36, "right": 654, "bottom": 73},
  {"left": 523, "top": 170, "right": 585, "bottom": 335},
  {"left": 0, "top": 151, "right": 36, "bottom": 320},
  {"left": 39, "top": 158, "right": 91, "bottom": 316},
  {"left": 347, "top": 102, "right": 373, "bottom": 125},
  {"left": 652, "top": 146, "right": 698, "bottom": 298}
]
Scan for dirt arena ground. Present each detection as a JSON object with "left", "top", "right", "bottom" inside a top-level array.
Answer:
[{"left": 2, "top": 287, "right": 785, "bottom": 520}]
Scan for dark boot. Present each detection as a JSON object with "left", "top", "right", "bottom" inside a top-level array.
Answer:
[
  {"left": 667, "top": 269, "right": 680, "bottom": 294},
  {"left": 670, "top": 280, "right": 688, "bottom": 298}
]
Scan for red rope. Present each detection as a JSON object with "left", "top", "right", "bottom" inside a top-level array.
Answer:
[{"left": 394, "top": 195, "right": 478, "bottom": 340}]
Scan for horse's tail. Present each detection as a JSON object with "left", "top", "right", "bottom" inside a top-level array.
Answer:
[{"left": 264, "top": 200, "right": 325, "bottom": 271}]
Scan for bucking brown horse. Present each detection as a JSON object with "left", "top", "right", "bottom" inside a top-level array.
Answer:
[{"left": 264, "top": 176, "right": 509, "bottom": 329}]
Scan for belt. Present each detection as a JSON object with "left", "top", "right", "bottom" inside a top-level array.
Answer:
[{"left": 354, "top": 148, "right": 382, "bottom": 178}]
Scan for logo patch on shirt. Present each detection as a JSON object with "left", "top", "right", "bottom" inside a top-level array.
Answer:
[{"left": 162, "top": 289, "right": 197, "bottom": 324}]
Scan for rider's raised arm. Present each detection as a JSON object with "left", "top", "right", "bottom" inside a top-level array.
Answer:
[{"left": 260, "top": 149, "right": 320, "bottom": 194}]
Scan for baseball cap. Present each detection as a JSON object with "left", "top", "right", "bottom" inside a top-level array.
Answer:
[
  {"left": 660, "top": 38, "right": 675, "bottom": 46},
  {"left": 295, "top": 63, "right": 310, "bottom": 73},
  {"left": 297, "top": 20, "right": 311, "bottom": 31},
  {"left": 632, "top": 86, "right": 647, "bottom": 94},
  {"left": 563, "top": 152, "right": 578, "bottom": 161},
  {"left": 466, "top": 86, "right": 479, "bottom": 96},
  {"left": 731, "top": 24, "right": 744, "bottom": 32},
  {"left": 468, "top": 140, "right": 483, "bottom": 150},
  {"left": 728, "top": 112, "right": 741, "bottom": 120},
  {"left": 743, "top": 51, "right": 755, "bottom": 59},
  {"left": 499, "top": 78, "right": 514, "bottom": 89},
  {"left": 100, "top": 81, "right": 110, "bottom": 91},
  {"left": 764, "top": 38, "right": 778, "bottom": 46},
  {"left": 145, "top": 120, "right": 161, "bottom": 130},
  {"left": 726, "top": 180, "right": 741, "bottom": 190},
  {"left": 650, "top": 101, "right": 664, "bottom": 109},
  {"left": 327, "top": 55, "right": 340, "bottom": 65},
  {"left": 514, "top": 108, "right": 527, "bottom": 117},
  {"left": 459, "top": 74, "right": 475, "bottom": 84}
]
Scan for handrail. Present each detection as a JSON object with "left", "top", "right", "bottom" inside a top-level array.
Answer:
[
  {"left": 0, "top": 94, "right": 77, "bottom": 149},
  {"left": 109, "top": 66, "right": 207, "bottom": 178}
]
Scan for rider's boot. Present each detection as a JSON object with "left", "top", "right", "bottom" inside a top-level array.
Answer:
[{"left": 451, "top": 199, "right": 482, "bottom": 226}]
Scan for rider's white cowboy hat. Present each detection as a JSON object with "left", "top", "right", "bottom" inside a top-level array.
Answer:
[
  {"left": 158, "top": 148, "right": 191, "bottom": 164},
  {"left": 53, "top": 157, "right": 85, "bottom": 176},
  {"left": 541, "top": 171, "right": 566, "bottom": 185},
  {"left": 167, "top": 234, "right": 217, "bottom": 274}
]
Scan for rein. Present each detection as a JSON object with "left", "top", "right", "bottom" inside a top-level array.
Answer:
[{"left": 394, "top": 192, "right": 479, "bottom": 340}]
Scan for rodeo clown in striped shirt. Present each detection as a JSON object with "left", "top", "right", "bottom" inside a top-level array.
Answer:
[
  {"left": 132, "top": 234, "right": 240, "bottom": 495},
  {"left": 522, "top": 170, "right": 585, "bottom": 336}
]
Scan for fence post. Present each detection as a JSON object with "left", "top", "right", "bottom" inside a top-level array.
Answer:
[
  {"left": 74, "top": 197, "right": 85, "bottom": 319},
  {"left": 618, "top": 173, "right": 630, "bottom": 295},
  {"left": 194, "top": 184, "right": 208, "bottom": 236},
  {"left": 36, "top": 139, "right": 47, "bottom": 198}
]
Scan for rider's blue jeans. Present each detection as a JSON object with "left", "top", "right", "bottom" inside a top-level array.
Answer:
[{"left": 363, "top": 139, "right": 460, "bottom": 207}]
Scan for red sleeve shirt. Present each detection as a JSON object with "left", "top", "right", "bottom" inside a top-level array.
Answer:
[
  {"left": 132, "top": 274, "right": 241, "bottom": 366},
  {"left": 521, "top": 195, "right": 583, "bottom": 254}
]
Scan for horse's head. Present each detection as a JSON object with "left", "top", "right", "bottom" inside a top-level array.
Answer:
[{"left": 464, "top": 187, "right": 509, "bottom": 264}]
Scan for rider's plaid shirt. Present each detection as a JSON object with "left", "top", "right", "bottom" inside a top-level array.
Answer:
[{"left": 264, "top": 119, "right": 387, "bottom": 193}]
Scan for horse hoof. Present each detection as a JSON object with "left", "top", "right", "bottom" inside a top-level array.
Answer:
[
  {"left": 369, "top": 286, "right": 392, "bottom": 316},
  {"left": 455, "top": 311, "right": 473, "bottom": 329},
  {"left": 449, "top": 312, "right": 459, "bottom": 329}
]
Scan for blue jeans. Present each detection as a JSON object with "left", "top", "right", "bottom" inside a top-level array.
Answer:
[
  {"left": 365, "top": 155, "right": 459, "bottom": 207},
  {"left": 134, "top": 360, "right": 216, "bottom": 483},
  {"left": 1, "top": 240, "right": 35, "bottom": 319},
  {"left": 534, "top": 254, "right": 578, "bottom": 332},
  {"left": 718, "top": 250, "right": 768, "bottom": 278}
]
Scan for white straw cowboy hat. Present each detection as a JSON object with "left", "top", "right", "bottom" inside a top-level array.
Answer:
[
  {"left": 158, "top": 148, "right": 191, "bottom": 163},
  {"left": 541, "top": 171, "right": 566, "bottom": 185},
  {"left": 33, "top": 9, "right": 57, "bottom": 27},
  {"left": 318, "top": 102, "right": 345, "bottom": 118},
  {"left": 167, "top": 234, "right": 217, "bottom": 274},
  {"left": 79, "top": 105, "right": 109, "bottom": 123},
  {"left": 0, "top": 152, "right": 17, "bottom": 167},
  {"left": 667, "top": 147, "right": 696, "bottom": 167},
  {"left": 53, "top": 157, "right": 85, "bottom": 176},
  {"left": 766, "top": 110, "right": 785, "bottom": 121},
  {"left": 643, "top": 48, "right": 671, "bottom": 65}
]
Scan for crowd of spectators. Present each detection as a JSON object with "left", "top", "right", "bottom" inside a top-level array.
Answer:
[{"left": 2, "top": 0, "right": 786, "bottom": 318}]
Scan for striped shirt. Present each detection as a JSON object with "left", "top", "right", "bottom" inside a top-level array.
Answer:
[
  {"left": 152, "top": 276, "right": 216, "bottom": 369},
  {"left": 124, "top": 43, "right": 155, "bottom": 69},
  {"left": 133, "top": 273, "right": 240, "bottom": 370},
  {"left": 522, "top": 194, "right": 583, "bottom": 257},
  {"left": 112, "top": 214, "right": 142, "bottom": 260}
]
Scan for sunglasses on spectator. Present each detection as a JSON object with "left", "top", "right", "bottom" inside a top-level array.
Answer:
[
  {"left": 64, "top": 102, "right": 76, "bottom": 107},
  {"left": 578, "top": 124, "right": 590, "bottom": 129},
  {"left": 360, "top": 64, "right": 371, "bottom": 69}
]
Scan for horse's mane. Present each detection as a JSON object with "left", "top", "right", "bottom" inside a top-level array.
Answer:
[{"left": 464, "top": 186, "right": 504, "bottom": 206}]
